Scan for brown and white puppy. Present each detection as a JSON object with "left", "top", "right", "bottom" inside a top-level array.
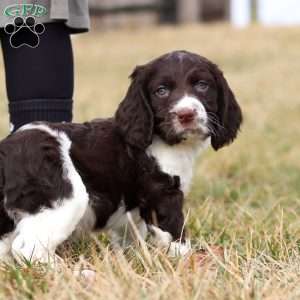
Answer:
[{"left": 0, "top": 51, "right": 242, "bottom": 263}]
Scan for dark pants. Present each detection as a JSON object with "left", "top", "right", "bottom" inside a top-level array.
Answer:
[{"left": 0, "top": 22, "right": 74, "bottom": 131}]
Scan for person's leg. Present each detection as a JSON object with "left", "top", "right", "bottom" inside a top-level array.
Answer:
[{"left": 0, "top": 22, "right": 74, "bottom": 132}]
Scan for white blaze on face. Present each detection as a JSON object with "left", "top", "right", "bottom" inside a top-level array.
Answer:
[{"left": 171, "top": 95, "right": 209, "bottom": 134}]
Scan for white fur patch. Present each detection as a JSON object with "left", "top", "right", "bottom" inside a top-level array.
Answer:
[
  {"left": 147, "top": 135, "right": 210, "bottom": 195},
  {"left": 11, "top": 124, "right": 89, "bottom": 264},
  {"left": 19, "top": 123, "right": 58, "bottom": 137}
]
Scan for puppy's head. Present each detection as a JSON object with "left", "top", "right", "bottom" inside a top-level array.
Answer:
[{"left": 116, "top": 50, "right": 242, "bottom": 150}]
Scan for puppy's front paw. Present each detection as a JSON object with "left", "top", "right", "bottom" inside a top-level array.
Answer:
[
  {"left": 148, "top": 225, "right": 191, "bottom": 257},
  {"left": 168, "top": 240, "right": 192, "bottom": 257}
]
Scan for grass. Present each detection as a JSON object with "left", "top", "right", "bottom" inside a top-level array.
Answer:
[{"left": 0, "top": 23, "right": 300, "bottom": 299}]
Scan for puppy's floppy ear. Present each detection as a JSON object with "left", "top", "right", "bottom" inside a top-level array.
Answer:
[
  {"left": 210, "top": 65, "right": 242, "bottom": 150},
  {"left": 115, "top": 66, "right": 153, "bottom": 149}
]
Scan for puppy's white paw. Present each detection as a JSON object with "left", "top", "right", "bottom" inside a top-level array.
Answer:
[
  {"left": 148, "top": 225, "right": 191, "bottom": 257},
  {"left": 168, "top": 240, "right": 192, "bottom": 257}
]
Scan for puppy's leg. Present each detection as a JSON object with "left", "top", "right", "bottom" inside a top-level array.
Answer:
[
  {"left": 123, "top": 210, "right": 148, "bottom": 247},
  {"left": 9, "top": 130, "right": 89, "bottom": 265},
  {"left": 11, "top": 191, "right": 88, "bottom": 265},
  {"left": 106, "top": 208, "right": 148, "bottom": 249},
  {"left": 143, "top": 189, "right": 191, "bottom": 256},
  {"left": 146, "top": 206, "right": 191, "bottom": 257}
]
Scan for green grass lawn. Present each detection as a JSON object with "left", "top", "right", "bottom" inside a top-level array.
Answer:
[{"left": 0, "top": 24, "right": 299, "bottom": 299}]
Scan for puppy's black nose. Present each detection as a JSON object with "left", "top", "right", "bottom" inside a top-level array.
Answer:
[{"left": 176, "top": 108, "right": 196, "bottom": 124}]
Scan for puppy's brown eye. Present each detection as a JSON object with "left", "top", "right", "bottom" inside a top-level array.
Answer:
[
  {"left": 155, "top": 86, "right": 170, "bottom": 98},
  {"left": 194, "top": 81, "right": 209, "bottom": 92}
]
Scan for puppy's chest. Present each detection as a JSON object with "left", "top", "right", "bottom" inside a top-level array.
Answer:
[{"left": 147, "top": 139, "right": 199, "bottom": 195}]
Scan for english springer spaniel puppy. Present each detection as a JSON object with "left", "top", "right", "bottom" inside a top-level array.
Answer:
[{"left": 0, "top": 51, "right": 242, "bottom": 264}]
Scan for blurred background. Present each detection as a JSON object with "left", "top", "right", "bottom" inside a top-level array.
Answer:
[{"left": 88, "top": 0, "right": 300, "bottom": 28}]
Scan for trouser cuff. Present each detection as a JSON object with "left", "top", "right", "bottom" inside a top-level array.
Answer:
[{"left": 9, "top": 99, "right": 73, "bottom": 132}]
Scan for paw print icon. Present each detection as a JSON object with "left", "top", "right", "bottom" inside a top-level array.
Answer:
[{"left": 4, "top": 16, "right": 45, "bottom": 48}]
